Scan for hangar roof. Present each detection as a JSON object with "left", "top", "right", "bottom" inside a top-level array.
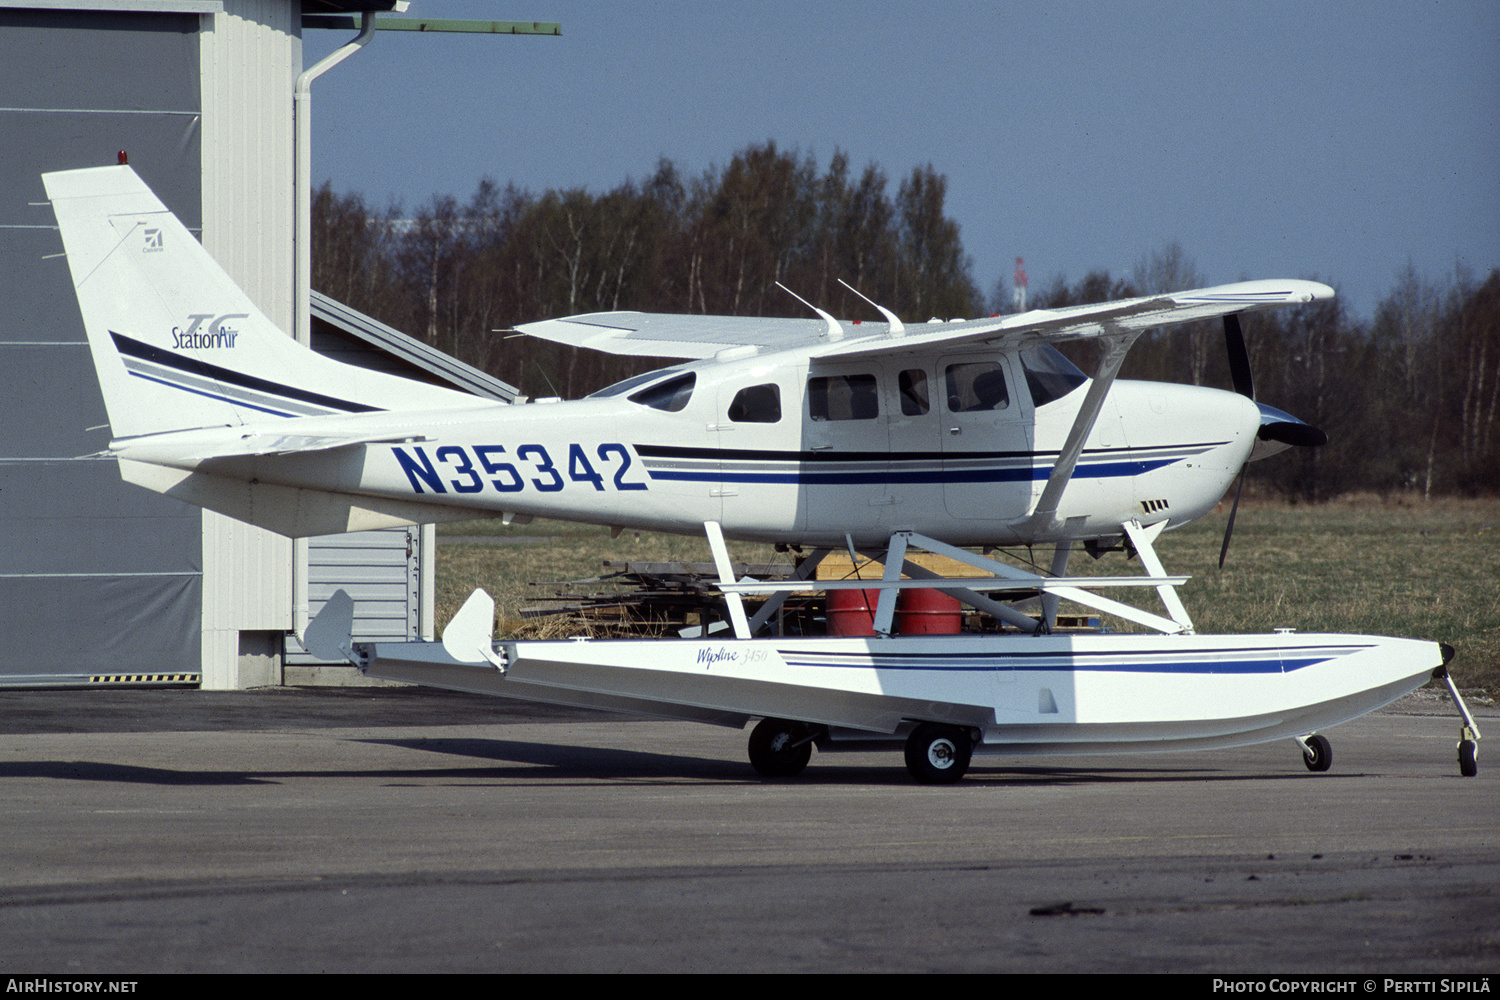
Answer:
[{"left": 311, "top": 290, "right": 519, "bottom": 403}]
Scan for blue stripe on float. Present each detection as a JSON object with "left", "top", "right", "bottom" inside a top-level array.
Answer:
[
  {"left": 779, "top": 657, "right": 1320, "bottom": 675},
  {"left": 774, "top": 646, "right": 1369, "bottom": 675}
]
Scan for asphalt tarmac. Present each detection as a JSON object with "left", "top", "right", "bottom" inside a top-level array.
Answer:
[{"left": 0, "top": 686, "right": 1493, "bottom": 973}]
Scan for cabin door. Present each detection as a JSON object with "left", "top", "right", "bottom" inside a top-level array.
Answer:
[
  {"left": 800, "top": 365, "right": 892, "bottom": 540},
  {"left": 938, "top": 353, "right": 1033, "bottom": 521}
]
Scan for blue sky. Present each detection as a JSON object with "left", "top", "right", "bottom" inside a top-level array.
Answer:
[{"left": 306, "top": 1, "right": 1500, "bottom": 322}]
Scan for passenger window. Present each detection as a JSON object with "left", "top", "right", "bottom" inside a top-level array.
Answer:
[
  {"left": 627, "top": 372, "right": 695, "bottom": 412},
  {"left": 946, "top": 362, "right": 1009, "bottom": 412},
  {"left": 899, "top": 369, "right": 930, "bottom": 416},
  {"left": 728, "top": 383, "right": 781, "bottom": 423},
  {"left": 808, "top": 374, "right": 879, "bottom": 421}
]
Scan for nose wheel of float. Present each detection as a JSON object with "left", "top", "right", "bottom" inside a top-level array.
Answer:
[
  {"left": 1291, "top": 657, "right": 1482, "bottom": 778},
  {"left": 1458, "top": 737, "right": 1478, "bottom": 777},
  {"left": 1298, "top": 733, "right": 1333, "bottom": 772},
  {"left": 1435, "top": 661, "right": 1481, "bottom": 778}
]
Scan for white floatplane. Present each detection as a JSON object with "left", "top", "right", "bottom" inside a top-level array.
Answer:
[{"left": 44, "top": 164, "right": 1478, "bottom": 782}]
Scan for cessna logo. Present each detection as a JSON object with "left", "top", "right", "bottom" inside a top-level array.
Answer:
[
  {"left": 171, "top": 313, "right": 247, "bottom": 350},
  {"left": 143, "top": 227, "right": 163, "bottom": 251}
]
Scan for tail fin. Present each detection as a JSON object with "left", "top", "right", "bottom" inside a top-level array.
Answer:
[{"left": 43, "top": 165, "right": 485, "bottom": 440}]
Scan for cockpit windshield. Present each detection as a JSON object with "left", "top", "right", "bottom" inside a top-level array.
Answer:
[
  {"left": 588, "top": 368, "right": 697, "bottom": 412},
  {"left": 1019, "top": 345, "right": 1087, "bottom": 407},
  {"left": 628, "top": 372, "right": 695, "bottom": 411},
  {"left": 588, "top": 369, "right": 696, "bottom": 412},
  {"left": 589, "top": 368, "right": 679, "bottom": 399}
]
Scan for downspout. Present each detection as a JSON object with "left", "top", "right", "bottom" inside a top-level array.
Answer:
[
  {"left": 292, "top": 11, "right": 375, "bottom": 644},
  {"left": 294, "top": 10, "right": 375, "bottom": 348}
]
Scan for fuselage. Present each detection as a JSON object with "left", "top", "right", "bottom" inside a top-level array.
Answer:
[{"left": 113, "top": 343, "right": 1261, "bottom": 547}]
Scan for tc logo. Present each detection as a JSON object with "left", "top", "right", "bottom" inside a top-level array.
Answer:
[{"left": 172, "top": 313, "right": 248, "bottom": 350}]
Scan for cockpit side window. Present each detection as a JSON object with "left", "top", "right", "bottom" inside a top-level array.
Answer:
[
  {"left": 627, "top": 372, "right": 696, "bottom": 412},
  {"left": 808, "top": 373, "right": 879, "bottom": 421},
  {"left": 1019, "top": 345, "right": 1087, "bottom": 407},
  {"left": 946, "top": 362, "right": 1010, "bottom": 412},
  {"left": 728, "top": 383, "right": 781, "bottom": 423}
]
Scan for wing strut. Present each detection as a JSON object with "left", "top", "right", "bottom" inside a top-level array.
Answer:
[{"left": 1022, "top": 329, "right": 1141, "bottom": 537}]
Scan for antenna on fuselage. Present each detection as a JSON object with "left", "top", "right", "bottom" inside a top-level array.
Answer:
[
  {"left": 531, "top": 362, "right": 560, "bottom": 398},
  {"left": 837, "top": 279, "right": 905, "bottom": 336},
  {"left": 775, "top": 282, "right": 843, "bottom": 342}
]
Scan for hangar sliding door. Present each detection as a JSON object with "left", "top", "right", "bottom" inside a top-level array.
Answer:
[{"left": 0, "top": 8, "right": 205, "bottom": 686}]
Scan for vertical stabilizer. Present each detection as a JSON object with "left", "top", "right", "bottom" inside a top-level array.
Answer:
[{"left": 43, "top": 165, "right": 486, "bottom": 440}]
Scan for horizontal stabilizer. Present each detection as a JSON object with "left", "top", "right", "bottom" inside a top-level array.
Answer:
[
  {"left": 115, "top": 428, "right": 434, "bottom": 464},
  {"left": 119, "top": 460, "right": 485, "bottom": 537}
]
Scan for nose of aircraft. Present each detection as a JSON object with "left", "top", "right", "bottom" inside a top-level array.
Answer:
[
  {"left": 1250, "top": 402, "right": 1328, "bottom": 461},
  {"left": 1223, "top": 312, "right": 1329, "bottom": 461}
]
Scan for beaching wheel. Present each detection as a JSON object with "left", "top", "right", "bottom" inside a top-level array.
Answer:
[
  {"left": 748, "top": 718, "right": 813, "bottom": 778},
  {"left": 905, "top": 723, "right": 972, "bottom": 784}
]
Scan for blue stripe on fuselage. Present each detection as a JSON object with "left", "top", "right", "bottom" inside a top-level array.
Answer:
[{"left": 646, "top": 457, "right": 1178, "bottom": 485}]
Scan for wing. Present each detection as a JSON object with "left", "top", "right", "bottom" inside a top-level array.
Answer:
[
  {"left": 809, "top": 279, "right": 1334, "bottom": 361},
  {"left": 514, "top": 312, "right": 831, "bottom": 360},
  {"left": 516, "top": 280, "right": 1334, "bottom": 362}
]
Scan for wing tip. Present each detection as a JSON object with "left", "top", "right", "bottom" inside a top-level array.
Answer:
[{"left": 1172, "top": 279, "right": 1335, "bottom": 306}]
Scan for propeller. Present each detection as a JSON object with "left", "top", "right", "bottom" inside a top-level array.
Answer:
[
  {"left": 1219, "top": 459, "right": 1249, "bottom": 569},
  {"left": 1217, "top": 313, "right": 1327, "bottom": 567},
  {"left": 1224, "top": 312, "right": 1255, "bottom": 399}
]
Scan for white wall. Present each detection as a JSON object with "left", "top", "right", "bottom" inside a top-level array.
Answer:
[{"left": 197, "top": 0, "right": 299, "bottom": 687}]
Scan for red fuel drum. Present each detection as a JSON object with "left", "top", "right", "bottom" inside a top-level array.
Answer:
[
  {"left": 826, "top": 589, "right": 879, "bottom": 636},
  {"left": 896, "top": 589, "right": 962, "bottom": 635},
  {"left": 826, "top": 589, "right": 962, "bottom": 635}
]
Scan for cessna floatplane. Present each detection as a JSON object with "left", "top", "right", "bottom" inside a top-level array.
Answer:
[{"left": 44, "top": 164, "right": 1480, "bottom": 782}]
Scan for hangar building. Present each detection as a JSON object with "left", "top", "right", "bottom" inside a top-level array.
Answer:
[{"left": 0, "top": 1, "right": 514, "bottom": 689}]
